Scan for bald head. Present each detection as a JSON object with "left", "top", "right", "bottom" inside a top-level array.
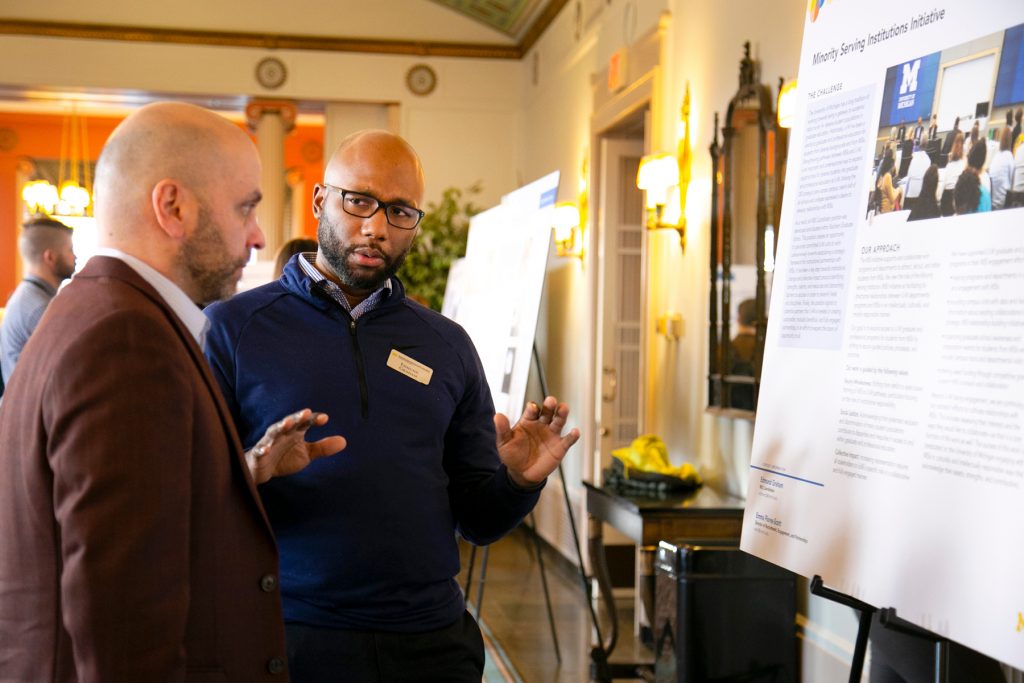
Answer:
[
  {"left": 94, "top": 102, "right": 255, "bottom": 242},
  {"left": 325, "top": 130, "right": 425, "bottom": 203},
  {"left": 91, "top": 102, "right": 265, "bottom": 304}
]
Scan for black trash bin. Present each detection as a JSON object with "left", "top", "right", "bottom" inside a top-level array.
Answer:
[{"left": 653, "top": 540, "right": 797, "bottom": 683}]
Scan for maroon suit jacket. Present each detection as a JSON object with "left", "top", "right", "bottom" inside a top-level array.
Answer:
[{"left": 0, "top": 257, "right": 288, "bottom": 681}]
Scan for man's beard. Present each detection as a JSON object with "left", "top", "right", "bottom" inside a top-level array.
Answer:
[
  {"left": 56, "top": 254, "right": 76, "bottom": 281},
  {"left": 317, "top": 212, "right": 409, "bottom": 292},
  {"left": 181, "top": 205, "right": 249, "bottom": 306}
]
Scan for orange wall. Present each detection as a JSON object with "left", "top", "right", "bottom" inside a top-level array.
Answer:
[
  {"left": 282, "top": 121, "right": 325, "bottom": 242},
  {"left": 0, "top": 112, "right": 119, "bottom": 302},
  {"left": 0, "top": 111, "right": 323, "bottom": 302}
]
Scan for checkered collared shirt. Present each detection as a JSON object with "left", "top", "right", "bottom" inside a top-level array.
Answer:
[{"left": 297, "top": 253, "right": 392, "bottom": 320}]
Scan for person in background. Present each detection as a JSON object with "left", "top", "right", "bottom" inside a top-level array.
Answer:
[
  {"left": 273, "top": 236, "right": 319, "bottom": 279},
  {"left": 875, "top": 147, "right": 903, "bottom": 213},
  {"left": 988, "top": 127, "right": 1014, "bottom": 210},
  {"left": 1011, "top": 128, "right": 1024, "bottom": 205},
  {"left": 926, "top": 113, "right": 939, "bottom": 142},
  {"left": 897, "top": 128, "right": 915, "bottom": 178},
  {"left": 967, "top": 120, "right": 981, "bottom": 151},
  {"left": 907, "top": 165, "right": 941, "bottom": 222},
  {"left": 0, "top": 215, "right": 76, "bottom": 386},
  {"left": 0, "top": 101, "right": 345, "bottom": 680},
  {"left": 729, "top": 298, "right": 757, "bottom": 410},
  {"left": 942, "top": 116, "right": 961, "bottom": 156},
  {"left": 954, "top": 169, "right": 981, "bottom": 215},
  {"left": 205, "top": 129, "right": 580, "bottom": 682},
  {"left": 941, "top": 132, "right": 966, "bottom": 216},
  {"left": 966, "top": 139, "right": 991, "bottom": 212},
  {"left": 1012, "top": 108, "right": 1022, "bottom": 153},
  {"left": 730, "top": 298, "right": 756, "bottom": 369},
  {"left": 902, "top": 138, "right": 932, "bottom": 209},
  {"left": 911, "top": 116, "right": 925, "bottom": 145}
]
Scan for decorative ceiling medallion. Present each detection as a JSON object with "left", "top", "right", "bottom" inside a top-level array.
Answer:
[
  {"left": 255, "top": 57, "right": 288, "bottom": 89},
  {"left": 406, "top": 64, "right": 438, "bottom": 96}
]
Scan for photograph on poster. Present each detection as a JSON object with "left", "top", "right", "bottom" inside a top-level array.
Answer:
[{"left": 866, "top": 22, "right": 1024, "bottom": 222}]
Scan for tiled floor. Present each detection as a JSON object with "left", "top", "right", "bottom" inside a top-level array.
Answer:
[{"left": 458, "top": 529, "right": 650, "bottom": 683}]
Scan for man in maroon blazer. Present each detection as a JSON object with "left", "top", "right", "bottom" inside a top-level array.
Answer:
[{"left": 0, "top": 102, "right": 344, "bottom": 681}]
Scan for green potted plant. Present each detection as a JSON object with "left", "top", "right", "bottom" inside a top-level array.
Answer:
[{"left": 399, "top": 183, "right": 481, "bottom": 311}]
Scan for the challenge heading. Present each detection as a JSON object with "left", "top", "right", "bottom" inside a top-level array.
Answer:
[{"left": 812, "top": 9, "right": 946, "bottom": 65}]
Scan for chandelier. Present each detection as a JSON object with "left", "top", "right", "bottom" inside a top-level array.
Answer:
[{"left": 21, "top": 106, "right": 93, "bottom": 217}]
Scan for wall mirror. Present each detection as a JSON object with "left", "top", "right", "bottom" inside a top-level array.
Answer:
[{"left": 708, "top": 42, "right": 788, "bottom": 416}]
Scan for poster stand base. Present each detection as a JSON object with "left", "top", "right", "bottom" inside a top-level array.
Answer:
[
  {"left": 877, "top": 607, "right": 949, "bottom": 683},
  {"left": 528, "top": 343, "right": 617, "bottom": 681},
  {"left": 810, "top": 575, "right": 876, "bottom": 683},
  {"left": 810, "top": 581, "right": 994, "bottom": 683},
  {"left": 463, "top": 512, "right": 562, "bottom": 664}
]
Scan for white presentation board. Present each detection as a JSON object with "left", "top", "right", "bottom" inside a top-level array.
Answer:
[
  {"left": 742, "top": 1, "right": 1024, "bottom": 670},
  {"left": 443, "top": 172, "right": 558, "bottom": 424}
]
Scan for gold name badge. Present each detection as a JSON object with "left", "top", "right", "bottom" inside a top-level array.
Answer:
[{"left": 387, "top": 349, "right": 433, "bottom": 385}]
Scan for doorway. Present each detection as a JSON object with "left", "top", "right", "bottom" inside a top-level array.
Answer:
[{"left": 595, "top": 130, "right": 646, "bottom": 474}]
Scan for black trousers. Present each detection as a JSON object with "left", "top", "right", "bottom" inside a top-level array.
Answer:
[{"left": 285, "top": 610, "right": 485, "bottom": 683}]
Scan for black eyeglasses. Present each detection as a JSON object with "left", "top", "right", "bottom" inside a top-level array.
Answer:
[{"left": 320, "top": 183, "right": 424, "bottom": 230}]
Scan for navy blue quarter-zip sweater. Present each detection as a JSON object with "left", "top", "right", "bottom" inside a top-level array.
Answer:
[{"left": 204, "top": 256, "right": 542, "bottom": 632}]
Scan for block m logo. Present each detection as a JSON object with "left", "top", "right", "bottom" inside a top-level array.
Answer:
[{"left": 900, "top": 60, "right": 921, "bottom": 95}]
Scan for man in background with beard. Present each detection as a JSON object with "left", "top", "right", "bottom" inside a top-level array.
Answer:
[
  {"left": 0, "top": 102, "right": 344, "bottom": 680},
  {"left": 0, "top": 215, "right": 76, "bottom": 388},
  {"left": 204, "top": 130, "right": 579, "bottom": 682}
]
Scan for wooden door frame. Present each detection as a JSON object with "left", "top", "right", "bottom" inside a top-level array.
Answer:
[{"left": 585, "top": 17, "right": 668, "bottom": 485}]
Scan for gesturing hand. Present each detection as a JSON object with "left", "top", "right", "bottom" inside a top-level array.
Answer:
[
  {"left": 495, "top": 396, "right": 580, "bottom": 488},
  {"left": 245, "top": 409, "right": 346, "bottom": 485}
]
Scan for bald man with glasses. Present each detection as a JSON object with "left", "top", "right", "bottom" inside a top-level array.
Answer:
[{"left": 204, "top": 130, "right": 579, "bottom": 682}]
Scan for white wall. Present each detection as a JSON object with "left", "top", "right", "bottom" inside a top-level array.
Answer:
[{"left": 516, "top": 0, "right": 602, "bottom": 558}]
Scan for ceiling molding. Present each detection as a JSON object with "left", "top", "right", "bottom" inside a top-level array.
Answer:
[
  {"left": 0, "top": 19, "right": 523, "bottom": 60},
  {"left": 429, "top": 0, "right": 545, "bottom": 38},
  {"left": 518, "top": 0, "right": 569, "bottom": 55}
]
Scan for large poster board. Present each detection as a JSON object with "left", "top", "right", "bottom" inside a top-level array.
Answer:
[
  {"left": 742, "top": 1, "right": 1024, "bottom": 669},
  {"left": 443, "top": 172, "right": 558, "bottom": 423}
]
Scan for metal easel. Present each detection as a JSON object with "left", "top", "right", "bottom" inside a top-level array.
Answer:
[{"left": 462, "top": 343, "right": 610, "bottom": 672}]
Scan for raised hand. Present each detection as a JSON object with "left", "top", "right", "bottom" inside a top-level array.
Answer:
[
  {"left": 245, "top": 409, "right": 346, "bottom": 484},
  {"left": 494, "top": 396, "right": 580, "bottom": 488}
]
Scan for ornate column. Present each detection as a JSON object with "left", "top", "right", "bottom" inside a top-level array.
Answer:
[{"left": 246, "top": 99, "right": 297, "bottom": 260}]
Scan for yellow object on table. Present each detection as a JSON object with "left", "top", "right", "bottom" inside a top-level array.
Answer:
[{"left": 611, "top": 434, "right": 702, "bottom": 485}]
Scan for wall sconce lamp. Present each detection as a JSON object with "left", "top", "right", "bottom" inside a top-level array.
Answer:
[
  {"left": 553, "top": 201, "right": 584, "bottom": 259},
  {"left": 777, "top": 79, "right": 798, "bottom": 129},
  {"left": 552, "top": 152, "right": 589, "bottom": 260},
  {"left": 636, "top": 83, "right": 693, "bottom": 251}
]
